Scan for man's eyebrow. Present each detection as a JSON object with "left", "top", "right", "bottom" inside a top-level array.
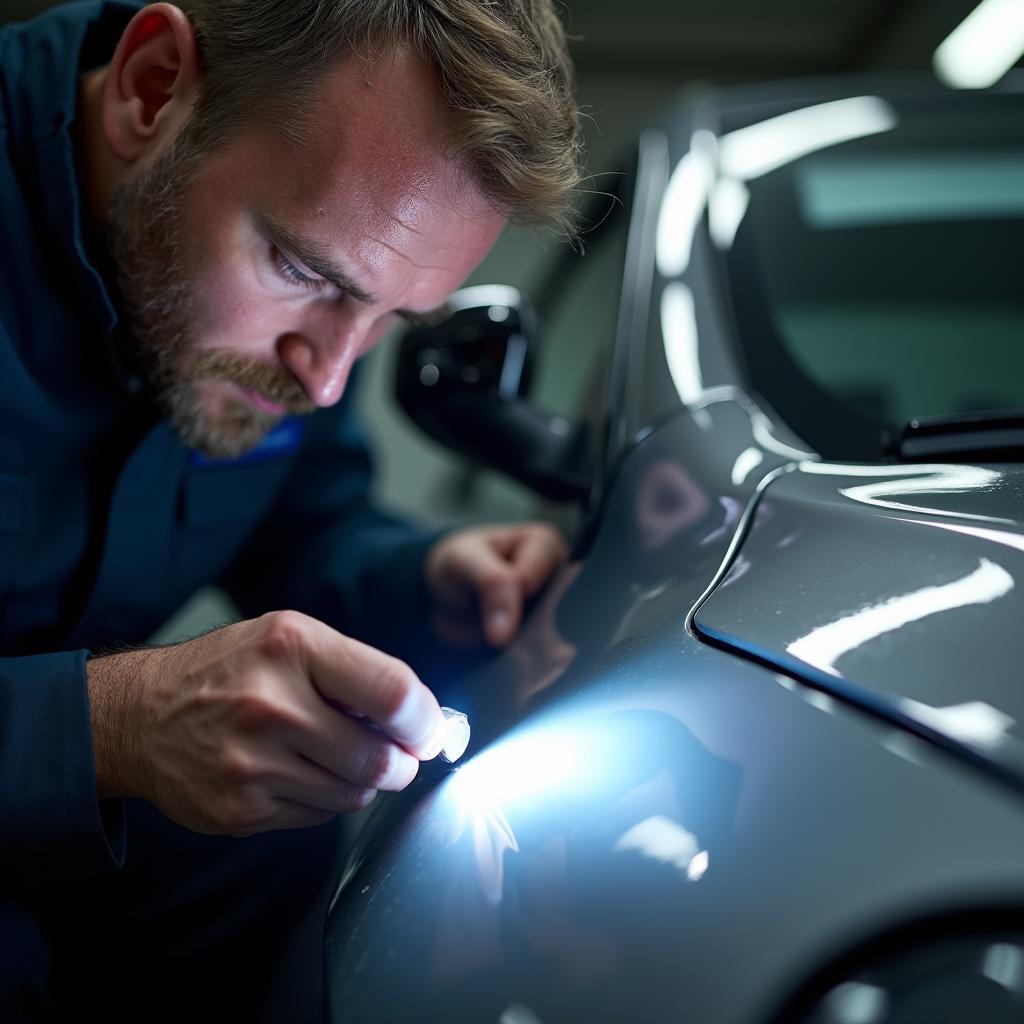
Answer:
[{"left": 255, "top": 211, "right": 378, "bottom": 305}]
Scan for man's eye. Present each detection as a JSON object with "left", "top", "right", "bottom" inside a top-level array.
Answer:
[{"left": 272, "top": 248, "right": 326, "bottom": 291}]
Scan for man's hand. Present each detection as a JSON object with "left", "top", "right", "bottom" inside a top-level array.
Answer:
[
  {"left": 86, "top": 612, "right": 447, "bottom": 836},
  {"left": 424, "top": 522, "right": 569, "bottom": 649}
]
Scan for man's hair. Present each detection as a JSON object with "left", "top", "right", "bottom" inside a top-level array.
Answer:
[{"left": 176, "top": 0, "right": 582, "bottom": 231}]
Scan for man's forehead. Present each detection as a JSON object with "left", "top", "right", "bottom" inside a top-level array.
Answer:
[{"left": 270, "top": 44, "right": 454, "bottom": 203}]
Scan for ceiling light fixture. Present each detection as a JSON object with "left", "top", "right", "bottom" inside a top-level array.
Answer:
[{"left": 934, "top": 0, "right": 1024, "bottom": 89}]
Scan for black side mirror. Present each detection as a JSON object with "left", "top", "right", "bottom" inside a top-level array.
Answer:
[{"left": 396, "top": 285, "right": 591, "bottom": 502}]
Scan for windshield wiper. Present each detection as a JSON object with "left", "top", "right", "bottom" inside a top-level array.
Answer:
[{"left": 897, "top": 410, "right": 1024, "bottom": 460}]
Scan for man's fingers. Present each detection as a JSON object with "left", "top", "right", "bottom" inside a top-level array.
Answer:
[
  {"left": 457, "top": 527, "right": 568, "bottom": 645},
  {"left": 272, "top": 756, "right": 381, "bottom": 816},
  {"left": 509, "top": 525, "right": 569, "bottom": 598},
  {"left": 278, "top": 614, "right": 445, "bottom": 758},
  {"left": 452, "top": 540, "right": 523, "bottom": 646},
  {"left": 426, "top": 526, "right": 569, "bottom": 647},
  {"left": 294, "top": 712, "right": 421, "bottom": 792}
]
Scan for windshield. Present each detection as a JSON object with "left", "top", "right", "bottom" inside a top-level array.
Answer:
[{"left": 726, "top": 93, "right": 1024, "bottom": 460}]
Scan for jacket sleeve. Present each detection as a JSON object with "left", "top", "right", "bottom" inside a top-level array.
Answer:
[
  {"left": 0, "top": 648, "right": 126, "bottom": 885},
  {"left": 219, "top": 366, "right": 448, "bottom": 669}
]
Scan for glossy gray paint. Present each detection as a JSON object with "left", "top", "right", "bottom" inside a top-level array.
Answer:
[
  {"left": 326, "top": 401, "right": 1024, "bottom": 1023},
  {"left": 695, "top": 461, "right": 1024, "bottom": 785}
]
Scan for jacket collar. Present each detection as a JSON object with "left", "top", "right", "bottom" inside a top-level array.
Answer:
[{"left": 4, "top": 1, "right": 142, "bottom": 388}]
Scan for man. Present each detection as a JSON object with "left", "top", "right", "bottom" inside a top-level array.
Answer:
[{"left": 0, "top": 0, "right": 580, "bottom": 1018}]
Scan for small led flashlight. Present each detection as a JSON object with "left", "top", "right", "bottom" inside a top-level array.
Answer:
[{"left": 438, "top": 707, "right": 471, "bottom": 764}]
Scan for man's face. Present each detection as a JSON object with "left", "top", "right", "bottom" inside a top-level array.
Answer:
[{"left": 108, "top": 48, "right": 506, "bottom": 457}]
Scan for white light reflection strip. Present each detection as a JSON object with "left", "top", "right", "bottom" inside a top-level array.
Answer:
[
  {"left": 708, "top": 177, "right": 750, "bottom": 250},
  {"left": 799, "top": 462, "right": 1014, "bottom": 525},
  {"left": 895, "top": 517, "right": 1024, "bottom": 556},
  {"left": 655, "top": 132, "right": 717, "bottom": 277},
  {"left": 659, "top": 99, "right": 896, "bottom": 275},
  {"left": 899, "top": 698, "right": 1015, "bottom": 749},
  {"left": 934, "top": 0, "right": 1024, "bottom": 89},
  {"left": 751, "top": 410, "right": 816, "bottom": 460},
  {"left": 718, "top": 96, "right": 897, "bottom": 182},
  {"left": 660, "top": 283, "right": 705, "bottom": 406},
  {"left": 731, "top": 446, "right": 765, "bottom": 486},
  {"left": 787, "top": 558, "right": 1014, "bottom": 676}
]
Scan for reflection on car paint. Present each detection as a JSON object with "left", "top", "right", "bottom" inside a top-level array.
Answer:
[
  {"left": 750, "top": 408, "right": 816, "bottom": 460},
  {"left": 898, "top": 699, "right": 1016, "bottom": 751},
  {"left": 656, "top": 99, "right": 897, "bottom": 281},
  {"left": 716, "top": 96, "right": 897, "bottom": 182},
  {"left": 499, "top": 1004, "right": 545, "bottom": 1024},
  {"left": 694, "top": 456, "right": 1024, "bottom": 781},
  {"left": 698, "top": 496, "right": 743, "bottom": 548},
  {"left": 660, "top": 282, "right": 703, "bottom": 407},
  {"left": 731, "top": 446, "right": 765, "bottom": 486},
  {"left": 613, "top": 815, "right": 709, "bottom": 884},
  {"left": 430, "top": 706, "right": 742, "bottom": 969},
  {"left": 656, "top": 131, "right": 717, "bottom": 277},
  {"left": 821, "top": 980, "right": 889, "bottom": 1024},
  {"left": 708, "top": 175, "right": 750, "bottom": 250},
  {"left": 981, "top": 943, "right": 1024, "bottom": 992},
  {"left": 656, "top": 98, "right": 897, "bottom": 286},
  {"left": 800, "top": 461, "right": 1012, "bottom": 524},
  {"left": 635, "top": 458, "right": 710, "bottom": 550},
  {"left": 786, "top": 558, "right": 1014, "bottom": 676},
  {"left": 903, "top": 518, "right": 1024, "bottom": 555}
]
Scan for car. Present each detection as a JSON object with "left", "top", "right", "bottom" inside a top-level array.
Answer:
[{"left": 323, "top": 73, "right": 1024, "bottom": 1024}]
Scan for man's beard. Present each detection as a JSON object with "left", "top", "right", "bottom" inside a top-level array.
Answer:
[{"left": 105, "top": 127, "right": 315, "bottom": 459}]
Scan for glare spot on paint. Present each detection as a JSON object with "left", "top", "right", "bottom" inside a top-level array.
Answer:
[{"left": 614, "top": 815, "right": 709, "bottom": 883}]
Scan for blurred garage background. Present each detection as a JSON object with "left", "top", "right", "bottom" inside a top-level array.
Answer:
[{"left": 2, "top": 0, "right": 1017, "bottom": 636}]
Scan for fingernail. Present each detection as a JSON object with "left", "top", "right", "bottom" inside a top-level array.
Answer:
[
  {"left": 489, "top": 608, "right": 510, "bottom": 638},
  {"left": 423, "top": 718, "right": 449, "bottom": 760}
]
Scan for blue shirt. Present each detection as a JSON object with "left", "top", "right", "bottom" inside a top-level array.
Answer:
[{"left": 0, "top": 1, "right": 437, "bottom": 886}]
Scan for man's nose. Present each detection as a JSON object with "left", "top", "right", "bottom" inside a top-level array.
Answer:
[{"left": 275, "top": 309, "right": 364, "bottom": 408}]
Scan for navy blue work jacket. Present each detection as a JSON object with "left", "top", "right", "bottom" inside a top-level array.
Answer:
[{"left": 0, "top": 3, "right": 438, "bottom": 886}]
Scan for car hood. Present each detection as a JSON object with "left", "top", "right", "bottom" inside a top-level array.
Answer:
[{"left": 694, "top": 460, "right": 1024, "bottom": 783}]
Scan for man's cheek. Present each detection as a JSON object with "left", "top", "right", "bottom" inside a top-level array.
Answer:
[{"left": 193, "top": 265, "right": 277, "bottom": 349}]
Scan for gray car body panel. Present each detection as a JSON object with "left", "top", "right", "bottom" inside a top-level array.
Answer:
[
  {"left": 694, "top": 461, "right": 1024, "bottom": 783},
  {"left": 325, "top": 402, "right": 1024, "bottom": 1023}
]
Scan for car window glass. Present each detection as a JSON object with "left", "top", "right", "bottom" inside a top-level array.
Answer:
[{"left": 726, "top": 95, "right": 1024, "bottom": 459}]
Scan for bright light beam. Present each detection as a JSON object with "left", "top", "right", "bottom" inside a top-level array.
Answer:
[{"left": 934, "top": 0, "right": 1024, "bottom": 89}]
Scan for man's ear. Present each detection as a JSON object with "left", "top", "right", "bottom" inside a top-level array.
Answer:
[{"left": 101, "top": 3, "right": 202, "bottom": 165}]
